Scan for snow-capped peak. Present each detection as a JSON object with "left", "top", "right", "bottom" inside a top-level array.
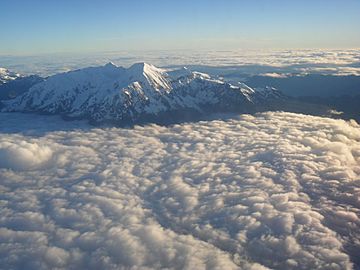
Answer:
[
  {"left": 104, "top": 61, "right": 118, "bottom": 68},
  {"left": 128, "top": 62, "right": 164, "bottom": 75},
  {"left": 127, "top": 62, "right": 171, "bottom": 90},
  {"left": 3, "top": 63, "right": 285, "bottom": 124},
  {"left": 0, "top": 68, "right": 21, "bottom": 84}
]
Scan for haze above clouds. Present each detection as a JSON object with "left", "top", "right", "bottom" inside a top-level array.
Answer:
[
  {"left": 1, "top": 49, "right": 359, "bottom": 77},
  {"left": 0, "top": 112, "right": 359, "bottom": 269}
]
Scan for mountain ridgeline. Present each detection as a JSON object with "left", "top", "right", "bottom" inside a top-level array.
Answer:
[
  {"left": 0, "top": 68, "right": 44, "bottom": 101},
  {"left": 2, "top": 62, "right": 331, "bottom": 125}
]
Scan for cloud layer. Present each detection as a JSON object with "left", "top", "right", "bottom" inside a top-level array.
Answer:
[
  {"left": 0, "top": 112, "right": 359, "bottom": 269},
  {"left": 1, "top": 49, "right": 360, "bottom": 76}
]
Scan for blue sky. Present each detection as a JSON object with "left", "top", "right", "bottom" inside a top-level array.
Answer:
[{"left": 1, "top": 0, "right": 359, "bottom": 54}]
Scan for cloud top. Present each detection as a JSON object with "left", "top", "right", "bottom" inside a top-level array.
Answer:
[
  {"left": 0, "top": 141, "right": 53, "bottom": 170},
  {"left": 0, "top": 112, "right": 359, "bottom": 269}
]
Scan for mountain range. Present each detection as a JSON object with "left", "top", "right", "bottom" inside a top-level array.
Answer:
[
  {"left": 0, "top": 68, "right": 43, "bottom": 100},
  {"left": 1, "top": 62, "right": 286, "bottom": 125}
]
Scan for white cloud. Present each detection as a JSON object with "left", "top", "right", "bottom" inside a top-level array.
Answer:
[
  {"left": 259, "top": 73, "right": 289, "bottom": 78},
  {"left": 0, "top": 112, "right": 359, "bottom": 269},
  {"left": 0, "top": 141, "right": 53, "bottom": 170},
  {"left": 1, "top": 49, "right": 360, "bottom": 76}
]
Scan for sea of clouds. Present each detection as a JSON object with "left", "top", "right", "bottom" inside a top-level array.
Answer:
[
  {"left": 1, "top": 49, "right": 360, "bottom": 77},
  {"left": 0, "top": 112, "right": 359, "bottom": 269}
]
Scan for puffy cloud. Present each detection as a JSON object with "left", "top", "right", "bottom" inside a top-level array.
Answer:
[
  {"left": 0, "top": 141, "right": 53, "bottom": 170},
  {"left": 0, "top": 112, "right": 359, "bottom": 269}
]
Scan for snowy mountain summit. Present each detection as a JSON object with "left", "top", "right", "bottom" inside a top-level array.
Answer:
[
  {"left": 0, "top": 68, "right": 21, "bottom": 85},
  {"left": 3, "top": 62, "right": 283, "bottom": 124}
]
